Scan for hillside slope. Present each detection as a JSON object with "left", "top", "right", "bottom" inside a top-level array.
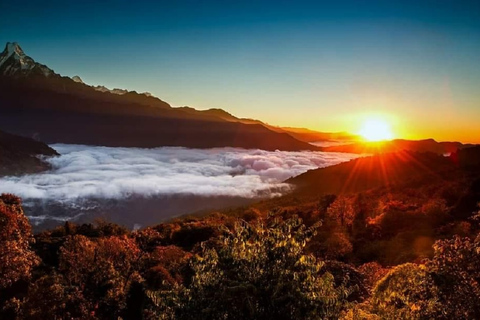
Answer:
[
  {"left": 287, "top": 150, "right": 471, "bottom": 194},
  {"left": 0, "top": 129, "right": 58, "bottom": 176}
]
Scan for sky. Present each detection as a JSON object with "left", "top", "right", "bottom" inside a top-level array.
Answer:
[{"left": 1, "top": 0, "right": 480, "bottom": 142}]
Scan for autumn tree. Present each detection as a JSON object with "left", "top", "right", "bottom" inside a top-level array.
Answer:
[
  {"left": 326, "top": 196, "right": 355, "bottom": 229},
  {"left": 58, "top": 234, "right": 142, "bottom": 318},
  {"left": 21, "top": 273, "right": 93, "bottom": 320},
  {"left": 144, "top": 245, "right": 191, "bottom": 288},
  {"left": 320, "top": 232, "right": 353, "bottom": 260},
  {"left": 0, "top": 194, "right": 39, "bottom": 289},
  {"left": 427, "top": 235, "right": 480, "bottom": 318},
  {"left": 351, "top": 193, "right": 370, "bottom": 238}
]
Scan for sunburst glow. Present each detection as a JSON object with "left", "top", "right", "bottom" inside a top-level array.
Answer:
[{"left": 358, "top": 118, "right": 394, "bottom": 142}]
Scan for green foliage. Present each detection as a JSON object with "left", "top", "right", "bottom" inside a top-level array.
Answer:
[
  {"left": 148, "top": 217, "right": 354, "bottom": 320},
  {"left": 371, "top": 263, "right": 441, "bottom": 319}
]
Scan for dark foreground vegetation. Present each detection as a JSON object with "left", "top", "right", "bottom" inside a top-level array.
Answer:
[{"left": 1, "top": 147, "right": 480, "bottom": 319}]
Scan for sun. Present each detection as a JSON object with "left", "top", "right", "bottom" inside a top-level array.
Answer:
[{"left": 358, "top": 118, "right": 394, "bottom": 142}]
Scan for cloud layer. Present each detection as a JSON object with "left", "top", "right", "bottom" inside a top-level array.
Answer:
[{"left": 0, "top": 144, "right": 358, "bottom": 202}]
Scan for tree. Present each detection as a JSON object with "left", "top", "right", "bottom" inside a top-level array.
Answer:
[
  {"left": 144, "top": 245, "right": 191, "bottom": 288},
  {"left": 0, "top": 194, "right": 39, "bottom": 289},
  {"left": 58, "top": 234, "right": 142, "bottom": 318},
  {"left": 21, "top": 273, "right": 93, "bottom": 320},
  {"left": 147, "top": 217, "right": 354, "bottom": 320},
  {"left": 326, "top": 196, "right": 355, "bottom": 229},
  {"left": 351, "top": 193, "right": 370, "bottom": 238},
  {"left": 321, "top": 232, "right": 353, "bottom": 260},
  {"left": 427, "top": 235, "right": 480, "bottom": 319}
]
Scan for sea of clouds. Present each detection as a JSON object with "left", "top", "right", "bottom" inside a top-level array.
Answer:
[{"left": 0, "top": 144, "right": 358, "bottom": 203}]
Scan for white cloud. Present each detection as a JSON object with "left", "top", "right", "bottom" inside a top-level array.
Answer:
[{"left": 0, "top": 144, "right": 358, "bottom": 203}]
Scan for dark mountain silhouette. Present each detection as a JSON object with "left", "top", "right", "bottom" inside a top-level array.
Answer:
[
  {"left": 179, "top": 107, "right": 359, "bottom": 143},
  {"left": 451, "top": 145, "right": 480, "bottom": 168},
  {"left": 0, "top": 42, "right": 320, "bottom": 151},
  {"left": 270, "top": 127, "right": 359, "bottom": 143},
  {"left": 287, "top": 150, "right": 472, "bottom": 194},
  {"left": 319, "top": 139, "right": 473, "bottom": 155},
  {"left": 0, "top": 129, "right": 58, "bottom": 176}
]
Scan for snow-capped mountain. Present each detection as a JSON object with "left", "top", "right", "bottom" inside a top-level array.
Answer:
[
  {"left": 93, "top": 86, "right": 153, "bottom": 96},
  {"left": 72, "top": 73, "right": 153, "bottom": 96},
  {"left": 0, "top": 42, "right": 153, "bottom": 97},
  {"left": 93, "top": 85, "right": 129, "bottom": 95},
  {"left": 0, "top": 42, "right": 55, "bottom": 77},
  {"left": 72, "top": 75, "right": 130, "bottom": 95},
  {"left": 0, "top": 41, "right": 322, "bottom": 151},
  {"left": 71, "top": 75, "right": 84, "bottom": 84}
]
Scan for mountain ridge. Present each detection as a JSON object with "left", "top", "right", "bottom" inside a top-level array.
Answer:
[
  {"left": 286, "top": 146, "right": 480, "bottom": 195},
  {"left": 0, "top": 42, "right": 323, "bottom": 151},
  {"left": 0, "top": 42, "right": 54, "bottom": 77},
  {"left": 318, "top": 139, "right": 474, "bottom": 155},
  {"left": 0, "top": 42, "right": 471, "bottom": 153}
]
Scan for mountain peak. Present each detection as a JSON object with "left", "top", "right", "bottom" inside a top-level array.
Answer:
[
  {"left": 0, "top": 41, "right": 54, "bottom": 77},
  {"left": 4, "top": 42, "right": 25, "bottom": 58},
  {"left": 72, "top": 75, "right": 84, "bottom": 84},
  {"left": 0, "top": 42, "right": 25, "bottom": 67}
]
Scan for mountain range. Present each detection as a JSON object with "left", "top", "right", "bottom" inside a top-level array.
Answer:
[
  {"left": 0, "top": 42, "right": 352, "bottom": 151},
  {"left": 0, "top": 42, "right": 474, "bottom": 154},
  {"left": 318, "top": 139, "right": 475, "bottom": 155}
]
